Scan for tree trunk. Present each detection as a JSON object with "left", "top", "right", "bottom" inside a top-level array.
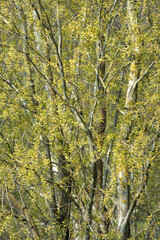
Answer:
[{"left": 117, "top": 1, "right": 141, "bottom": 239}]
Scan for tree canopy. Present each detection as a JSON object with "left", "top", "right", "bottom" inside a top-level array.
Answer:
[{"left": 0, "top": 0, "right": 160, "bottom": 239}]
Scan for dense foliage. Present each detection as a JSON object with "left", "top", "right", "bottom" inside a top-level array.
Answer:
[{"left": 0, "top": 0, "right": 159, "bottom": 239}]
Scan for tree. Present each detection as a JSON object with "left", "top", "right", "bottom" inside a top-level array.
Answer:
[{"left": 0, "top": 0, "right": 159, "bottom": 239}]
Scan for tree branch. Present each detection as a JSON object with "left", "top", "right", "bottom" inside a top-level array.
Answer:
[{"left": 5, "top": 190, "right": 41, "bottom": 239}]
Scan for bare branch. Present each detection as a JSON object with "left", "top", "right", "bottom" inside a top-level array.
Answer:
[{"left": 136, "top": 60, "right": 156, "bottom": 84}]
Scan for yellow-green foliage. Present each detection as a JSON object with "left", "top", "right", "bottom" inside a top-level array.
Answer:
[{"left": 0, "top": 0, "right": 159, "bottom": 239}]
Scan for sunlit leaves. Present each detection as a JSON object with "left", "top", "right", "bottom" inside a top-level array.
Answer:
[{"left": 0, "top": 0, "right": 160, "bottom": 239}]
